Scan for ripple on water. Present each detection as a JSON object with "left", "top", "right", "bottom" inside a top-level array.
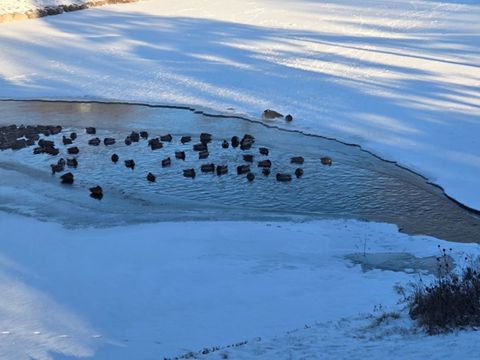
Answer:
[{"left": 0, "top": 100, "right": 479, "bottom": 243}]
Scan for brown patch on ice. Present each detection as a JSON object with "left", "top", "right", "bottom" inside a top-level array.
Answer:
[{"left": 346, "top": 252, "right": 454, "bottom": 276}]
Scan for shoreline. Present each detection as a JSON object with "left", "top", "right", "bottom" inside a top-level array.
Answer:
[{"left": 0, "top": 0, "right": 140, "bottom": 24}]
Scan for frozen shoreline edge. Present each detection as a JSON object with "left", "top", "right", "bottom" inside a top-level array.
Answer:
[{"left": 0, "top": 0, "right": 140, "bottom": 23}]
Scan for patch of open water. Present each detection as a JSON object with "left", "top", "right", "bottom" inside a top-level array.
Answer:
[{"left": 0, "top": 100, "right": 478, "bottom": 243}]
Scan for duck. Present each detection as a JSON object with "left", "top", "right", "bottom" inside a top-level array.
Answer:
[
  {"left": 276, "top": 173, "right": 292, "bottom": 182},
  {"left": 130, "top": 131, "right": 140, "bottom": 142},
  {"left": 67, "top": 146, "right": 80, "bottom": 155},
  {"left": 11, "top": 138, "right": 28, "bottom": 150},
  {"left": 262, "top": 109, "right": 283, "bottom": 119},
  {"left": 295, "top": 168, "right": 304, "bottom": 178},
  {"left": 60, "top": 172, "right": 74, "bottom": 184},
  {"left": 146, "top": 172, "right": 156, "bottom": 182},
  {"left": 86, "top": 127, "right": 96, "bottom": 135},
  {"left": 125, "top": 159, "right": 135, "bottom": 169},
  {"left": 175, "top": 151, "right": 186, "bottom": 160},
  {"left": 259, "top": 147, "right": 269, "bottom": 156},
  {"left": 240, "top": 134, "right": 255, "bottom": 150},
  {"left": 183, "top": 168, "right": 196, "bottom": 178},
  {"left": 33, "top": 147, "right": 43, "bottom": 155},
  {"left": 181, "top": 136, "right": 192, "bottom": 144},
  {"left": 162, "top": 157, "right": 171, "bottom": 167},
  {"left": 44, "top": 147, "right": 60, "bottom": 156},
  {"left": 321, "top": 156, "right": 333, "bottom": 166},
  {"left": 37, "top": 126, "right": 52, "bottom": 136},
  {"left": 26, "top": 133, "right": 40, "bottom": 141},
  {"left": 243, "top": 154, "right": 254, "bottom": 163},
  {"left": 237, "top": 164, "right": 250, "bottom": 175},
  {"left": 257, "top": 159, "right": 272, "bottom": 168},
  {"left": 201, "top": 163, "right": 215, "bottom": 173},
  {"left": 216, "top": 165, "right": 228, "bottom": 176},
  {"left": 193, "top": 143, "right": 207, "bottom": 152},
  {"left": 240, "top": 143, "right": 252, "bottom": 151},
  {"left": 231, "top": 136, "right": 239, "bottom": 148},
  {"left": 160, "top": 134, "right": 172, "bottom": 142},
  {"left": 140, "top": 131, "right": 148, "bottom": 139},
  {"left": 243, "top": 134, "right": 255, "bottom": 142},
  {"left": 33, "top": 139, "right": 58, "bottom": 155},
  {"left": 290, "top": 156, "right": 304, "bottom": 164},
  {"left": 222, "top": 140, "right": 229, "bottom": 149},
  {"left": 200, "top": 133, "right": 212, "bottom": 144},
  {"left": 67, "top": 158, "right": 78, "bottom": 168},
  {"left": 199, "top": 150, "right": 209, "bottom": 159},
  {"left": 62, "top": 136, "right": 72, "bottom": 145},
  {"left": 148, "top": 138, "right": 163, "bottom": 150},
  {"left": 103, "top": 138, "right": 116, "bottom": 146},
  {"left": 111, "top": 153, "right": 119, "bottom": 163},
  {"left": 38, "top": 139, "right": 55, "bottom": 148},
  {"left": 285, "top": 114, "right": 293, "bottom": 122},
  {"left": 50, "top": 162, "right": 64, "bottom": 174},
  {"left": 88, "top": 137, "right": 101, "bottom": 146},
  {"left": 49, "top": 125, "right": 62, "bottom": 135},
  {"left": 246, "top": 172, "right": 255, "bottom": 182},
  {"left": 89, "top": 185, "right": 103, "bottom": 200}
]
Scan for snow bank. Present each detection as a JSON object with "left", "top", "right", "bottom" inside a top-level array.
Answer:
[
  {"left": 198, "top": 318, "right": 480, "bottom": 360},
  {"left": 0, "top": 1, "right": 142, "bottom": 16},
  {"left": 0, "top": 1, "right": 140, "bottom": 22},
  {"left": 0, "top": 1, "right": 83, "bottom": 15},
  {"left": 0, "top": 213, "right": 478, "bottom": 359},
  {"left": 0, "top": 0, "right": 478, "bottom": 209}
]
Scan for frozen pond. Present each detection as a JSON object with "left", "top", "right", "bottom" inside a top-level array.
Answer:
[{"left": 0, "top": 100, "right": 478, "bottom": 243}]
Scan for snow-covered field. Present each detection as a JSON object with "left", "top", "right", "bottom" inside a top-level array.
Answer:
[
  {"left": 0, "top": 1, "right": 479, "bottom": 359},
  {"left": 0, "top": 0, "right": 478, "bottom": 209},
  {"left": 1, "top": 214, "right": 479, "bottom": 360}
]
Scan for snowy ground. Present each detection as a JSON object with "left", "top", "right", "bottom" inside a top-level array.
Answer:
[
  {"left": 1, "top": 214, "right": 479, "bottom": 360},
  {"left": 0, "top": 0, "right": 478, "bottom": 209},
  {"left": 0, "top": 1, "right": 480, "bottom": 359}
]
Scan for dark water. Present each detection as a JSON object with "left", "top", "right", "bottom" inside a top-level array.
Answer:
[{"left": 0, "top": 100, "right": 478, "bottom": 243}]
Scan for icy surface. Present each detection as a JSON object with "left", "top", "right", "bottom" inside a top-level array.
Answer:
[
  {"left": 0, "top": 214, "right": 479, "bottom": 359},
  {"left": 0, "top": 0, "right": 479, "bottom": 209}
]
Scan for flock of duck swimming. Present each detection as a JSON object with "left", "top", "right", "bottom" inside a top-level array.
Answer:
[{"left": 1, "top": 122, "right": 333, "bottom": 200}]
